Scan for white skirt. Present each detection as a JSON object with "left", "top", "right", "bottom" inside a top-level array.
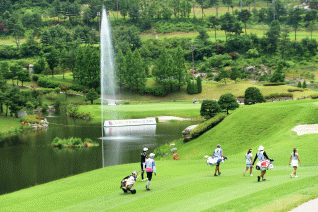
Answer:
[{"left": 291, "top": 160, "right": 298, "bottom": 167}]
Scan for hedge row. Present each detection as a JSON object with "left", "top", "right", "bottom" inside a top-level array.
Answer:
[
  {"left": 288, "top": 88, "right": 304, "bottom": 92},
  {"left": 37, "top": 77, "right": 61, "bottom": 88},
  {"left": 20, "top": 88, "right": 60, "bottom": 96},
  {"left": 311, "top": 94, "right": 318, "bottom": 99},
  {"left": 264, "top": 93, "right": 293, "bottom": 99},
  {"left": 263, "top": 82, "right": 286, "bottom": 86},
  {"left": 190, "top": 113, "right": 227, "bottom": 139},
  {"left": 142, "top": 86, "right": 167, "bottom": 96}
]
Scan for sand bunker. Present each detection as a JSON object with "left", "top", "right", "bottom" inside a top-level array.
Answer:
[
  {"left": 291, "top": 124, "right": 318, "bottom": 135},
  {"left": 157, "top": 116, "right": 191, "bottom": 122}
]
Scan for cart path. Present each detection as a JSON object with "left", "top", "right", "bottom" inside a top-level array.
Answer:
[{"left": 289, "top": 198, "right": 318, "bottom": 212}]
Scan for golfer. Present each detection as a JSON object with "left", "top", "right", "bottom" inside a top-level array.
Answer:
[
  {"left": 141, "top": 147, "right": 148, "bottom": 181},
  {"left": 244, "top": 149, "right": 253, "bottom": 176},
  {"left": 145, "top": 153, "right": 156, "bottom": 190},
  {"left": 289, "top": 148, "right": 301, "bottom": 178},
  {"left": 252, "top": 145, "right": 269, "bottom": 182},
  {"left": 213, "top": 144, "right": 223, "bottom": 176}
]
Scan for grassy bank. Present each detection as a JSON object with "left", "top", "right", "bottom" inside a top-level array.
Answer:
[
  {"left": 79, "top": 102, "right": 203, "bottom": 123},
  {"left": 0, "top": 99, "right": 317, "bottom": 211},
  {"left": 0, "top": 115, "right": 22, "bottom": 133}
]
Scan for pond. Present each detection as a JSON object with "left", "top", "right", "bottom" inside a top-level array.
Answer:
[{"left": 0, "top": 113, "right": 199, "bottom": 195}]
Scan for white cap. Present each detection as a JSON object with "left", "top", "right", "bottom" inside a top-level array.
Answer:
[
  {"left": 149, "top": 153, "right": 155, "bottom": 158},
  {"left": 143, "top": 147, "right": 148, "bottom": 151},
  {"left": 258, "top": 145, "right": 264, "bottom": 151}
]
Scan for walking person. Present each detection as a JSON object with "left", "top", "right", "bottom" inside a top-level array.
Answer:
[
  {"left": 213, "top": 144, "right": 223, "bottom": 176},
  {"left": 145, "top": 153, "right": 156, "bottom": 190},
  {"left": 289, "top": 148, "right": 301, "bottom": 178},
  {"left": 141, "top": 147, "right": 148, "bottom": 181},
  {"left": 244, "top": 149, "right": 253, "bottom": 176},
  {"left": 252, "top": 145, "right": 270, "bottom": 182}
]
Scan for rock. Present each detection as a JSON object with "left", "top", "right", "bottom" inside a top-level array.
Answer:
[
  {"left": 164, "top": 153, "right": 169, "bottom": 157},
  {"left": 171, "top": 148, "right": 177, "bottom": 153},
  {"left": 182, "top": 125, "right": 198, "bottom": 142},
  {"left": 170, "top": 143, "right": 175, "bottom": 146},
  {"left": 203, "top": 156, "right": 209, "bottom": 159}
]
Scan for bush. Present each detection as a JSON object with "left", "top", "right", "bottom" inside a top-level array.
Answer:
[
  {"left": 311, "top": 94, "right": 318, "bottom": 99},
  {"left": 152, "top": 87, "right": 167, "bottom": 96},
  {"left": 37, "top": 77, "right": 60, "bottom": 88},
  {"left": 70, "top": 84, "right": 86, "bottom": 92},
  {"left": 263, "top": 82, "right": 286, "bottom": 86},
  {"left": 66, "top": 104, "right": 91, "bottom": 120},
  {"left": 45, "top": 92, "right": 58, "bottom": 101},
  {"left": 264, "top": 93, "right": 293, "bottom": 99},
  {"left": 200, "top": 100, "right": 221, "bottom": 119},
  {"left": 190, "top": 114, "right": 227, "bottom": 139},
  {"left": 21, "top": 115, "right": 41, "bottom": 124},
  {"left": 244, "top": 87, "right": 266, "bottom": 105},
  {"left": 51, "top": 137, "right": 98, "bottom": 148},
  {"left": 288, "top": 88, "right": 304, "bottom": 92},
  {"left": 32, "top": 74, "right": 42, "bottom": 82}
]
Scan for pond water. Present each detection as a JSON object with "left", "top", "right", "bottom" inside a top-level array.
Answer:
[{"left": 0, "top": 113, "right": 199, "bottom": 195}]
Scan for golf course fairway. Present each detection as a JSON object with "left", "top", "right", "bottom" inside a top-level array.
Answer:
[{"left": 0, "top": 99, "right": 317, "bottom": 212}]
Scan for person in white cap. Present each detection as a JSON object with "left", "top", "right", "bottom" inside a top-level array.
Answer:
[
  {"left": 252, "top": 145, "right": 269, "bottom": 182},
  {"left": 145, "top": 153, "right": 156, "bottom": 190},
  {"left": 213, "top": 144, "right": 223, "bottom": 176},
  {"left": 289, "top": 148, "right": 301, "bottom": 178},
  {"left": 141, "top": 147, "right": 148, "bottom": 181}
]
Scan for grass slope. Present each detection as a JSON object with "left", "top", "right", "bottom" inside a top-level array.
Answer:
[{"left": 0, "top": 100, "right": 317, "bottom": 212}]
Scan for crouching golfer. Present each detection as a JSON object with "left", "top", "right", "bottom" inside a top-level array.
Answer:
[
  {"left": 145, "top": 153, "right": 156, "bottom": 190},
  {"left": 252, "top": 145, "right": 269, "bottom": 182},
  {"left": 141, "top": 147, "right": 148, "bottom": 181},
  {"left": 289, "top": 148, "right": 301, "bottom": 178},
  {"left": 213, "top": 144, "right": 223, "bottom": 176}
]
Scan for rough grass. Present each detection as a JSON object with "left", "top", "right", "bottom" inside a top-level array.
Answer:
[
  {"left": 0, "top": 115, "right": 21, "bottom": 133},
  {"left": 0, "top": 99, "right": 317, "bottom": 211}
]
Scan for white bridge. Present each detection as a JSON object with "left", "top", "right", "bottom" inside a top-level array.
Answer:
[{"left": 104, "top": 117, "right": 157, "bottom": 127}]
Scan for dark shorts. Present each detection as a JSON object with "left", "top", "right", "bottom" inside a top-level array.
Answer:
[
  {"left": 147, "top": 172, "right": 153, "bottom": 181},
  {"left": 216, "top": 162, "right": 220, "bottom": 167}
]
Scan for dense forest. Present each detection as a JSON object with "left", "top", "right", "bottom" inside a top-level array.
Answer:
[{"left": 0, "top": 0, "right": 318, "bottom": 98}]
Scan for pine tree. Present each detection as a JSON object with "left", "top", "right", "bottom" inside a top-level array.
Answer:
[
  {"left": 74, "top": 47, "right": 85, "bottom": 84},
  {"left": 197, "top": 76, "right": 202, "bottom": 93},
  {"left": 85, "top": 88, "right": 99, "bottom": 104},
  {"left": 303, "top": 80, "right": 307, "bottom": 88},
  {"left": 297, "top": 81, "right": 302, "bottom": 88},
  {"left": 131, "top": 49, "right": 147, "bottom": 93},
  {"left": 173, "top": 46, "right": 187, "bottom": 91},
  {"left": 124, "top": 49, "right": 134, "bottom": 90},
  {"left": 116, "top": 50, "right": 126, "bottom": 91}
]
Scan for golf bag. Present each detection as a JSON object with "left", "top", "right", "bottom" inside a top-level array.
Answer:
[
  {"left": 207, "top": 156, "right": 228, "bottom": 166},
  {"left": 120, "top": 171, "right": 138, "bottom": 194},
  {"left": 256, "top": 159, "right": 274, "bottom": 171}
]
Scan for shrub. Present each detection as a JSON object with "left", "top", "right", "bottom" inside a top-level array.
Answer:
[
  {"left": 263, "top": 82, "right": 286, "bottom": 86},
  {"left": 70, "top": 84, "right": 86, "bottom": 92},
  {"left": 311, "top": 94, "right": 318, "bottom": 99},
  {"left": 37, "top": 88, "right": 54, "bottom": 94},
  {"left": 32, "top": 74, "right": 41, "bottom": 82},
  {"left": 42, "top": 103, "right": 48, "bottom": 112},
  {"left": 21, "top": 115, "right": 41, "bottom": 124},
  {"left": 288, "top": 88, "right": 304, "bottom": 92},
  {"left": 51, "top": 137, "right": 98, "bottom": 148},
  {"left": 264, "top": 93, "right": 293, "bottom": 99},
  {"left": 54, "top": 87, "right": 61, "bottom": 94},
  {"left": 152, "top": 87, "right": 167, "bottom": 96},
  {"left": 37, "top": 77, "right": 60, "bottom": 88},
  {"left": 66, "top": 104, "right": 91, "bottom": 120},
  {"left": 244, "top": 87, "right": 266, "bottom": 105},
  {"left": 45, "top": 92, "right": 57, "bottom": 101},
  {"left": 191, "top": 114, "right": 227, "bottom": 139},
  {"left": 200, "top": 100, "right": 221, "bottom": 119}
]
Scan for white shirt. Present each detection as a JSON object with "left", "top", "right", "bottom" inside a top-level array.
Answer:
[
  {"left": 291, "top": 153, "right": 298, "bottom": 160},
  {"left": 246, "top": 153, "right": 253, "bottom": 164},
  {"left": 257, "top": 151, "right": 265, "bottom": 161},
  {"left": 213, "top": 148, "right": 223, "bottom": 158}
]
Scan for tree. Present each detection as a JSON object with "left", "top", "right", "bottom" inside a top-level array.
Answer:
[
  {"left": 264, "top": 20, "right": 280, "bottom": 54},
  {"left": 302, "top": 80, "right": 307, "bottom": 89},
  {"left": 239, "top": 9, "right": 252, "bottom": 34},
  {"left": 85, "top": 88, "right": 99, "bottom": 104},
  {"left": 218, "top": 93, "right": 239, "bottom": 114},
  {"left": 208, "top": 16, "right": 219, "bottom": 49},
  {"left": 17, "top": 70, "right": 30, "bottom": 86},
  {"left": 278, "top": 27, "right": 290, "bottom": 60},
  {"left": 197, "top": 76, "right": 202, "bottom": 93},
  {"left": 218, "top": 69, "right": 230, "bottom": 84},
  {"left": 297, "top": 81, "right": 302, "bottom": 88},
  {"left": 230, "top": 67, "right": 241, "bottom": 83},
  {"left": 270, "top": 62, "right": 285, "bottom": 83},
  {"left": 128, "top": 0, "right": 140, "bottom": 20},
  {"left": 304, "top": 10, "right": 317, "bottom": 40},
  {"left": 119, "top": 0, "right": 129, "bottom": 19},
  {"left": 173, "top": 46, "right": 187, "bottom": 91},
  {"left": 12, "top": 21, "right": 25, "bottom": 50},
  {"left": 200, "top": 100, "right": 221, "bottom": 119},
  {"left": 45, "top": 48, "right": 59, "bottom": 77},
  {"left": 124, "top": 48, "right": 134, "bottom": 90},
  {"left": 60, "top": 83, "right": 70, "bottom": 99},
  {"left": 131, "top": 49, "right": 147, "bottom": 93},
  {"left": 10, "top": 64, "right": 23, "bottom": 85},
  {"left": 196, "top": 27, "right": 210, "bottom": 46},
  {"left": 6, "top": 86, "right": 26, "bottom": 117},
  {"left": 196, "top": 0, "right": 211, "bottom": 19},
  {"left": 287, "top": 8, "right": 302, "bottom": 41},
  {"left": 115, "top": 50, "right": 126, "bottom": 91},
  {"left": 244, "top": 87, "right": 266, "bottom": 105}
]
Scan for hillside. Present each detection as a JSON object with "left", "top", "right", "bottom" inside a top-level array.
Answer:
[{"left": 0, "top": 99, "right": 317, "bottom": 211}]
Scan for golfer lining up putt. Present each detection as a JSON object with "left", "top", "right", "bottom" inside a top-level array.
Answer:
[
  {"left": 213, "top": 144, "right": 223, "bottom": 176},
  {"left": 145, "top": 153, "right": 156, "bottom": 190}
]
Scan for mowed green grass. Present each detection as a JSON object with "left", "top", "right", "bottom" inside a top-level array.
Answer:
[
  {"left": 0, "top": 115, "right": 21, "bottom": 133},
  {"left": 79, "top": 102, "right": 203, "bottom": 123},
  {"left": 0, "top": 100, "right": 317, "bottom": 211}
]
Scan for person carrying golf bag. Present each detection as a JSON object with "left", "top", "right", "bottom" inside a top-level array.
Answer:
[
  {"left": 141, "top": 147, "right": 148, "bottom": 181},
  {"left": 145, "top": 153, "right": 156, "bottom": 190},
  {"left": 252, "top": 145, "right": 270, "bottom": 182},
  {"left": 120, "top": 171, "right": 138, "bottom": 194},
  {"left": 213, "top": 144, "right": 223, "bottom": 176}
]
